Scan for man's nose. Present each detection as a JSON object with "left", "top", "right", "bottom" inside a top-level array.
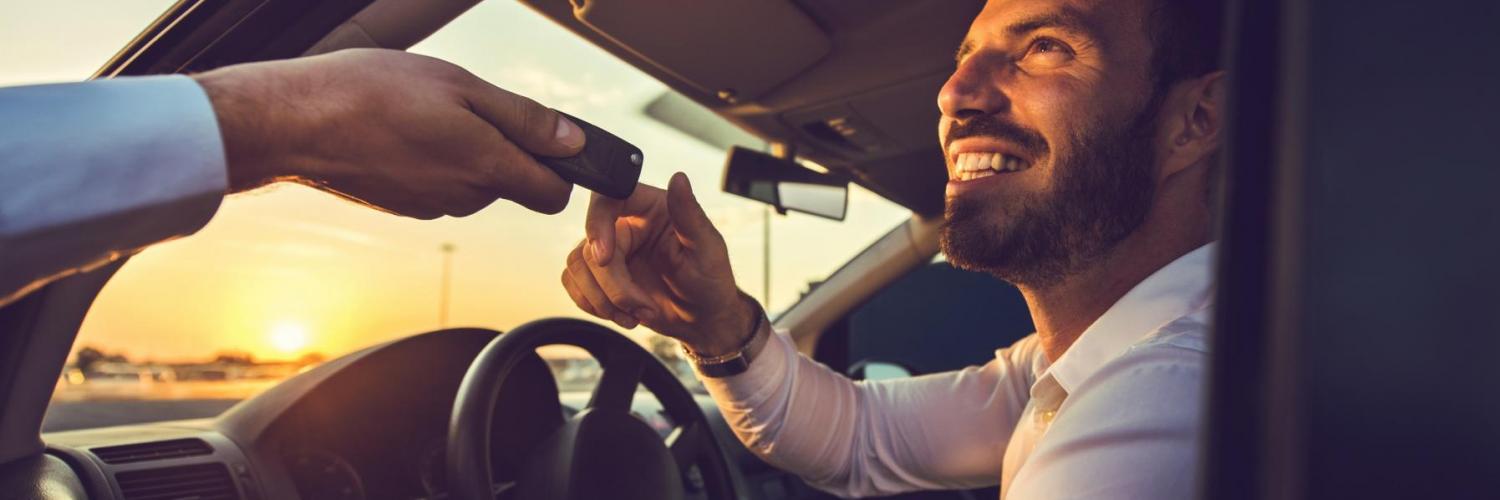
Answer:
[{"left": 938, "top": 57, "right": 1011, "bottom": 119}]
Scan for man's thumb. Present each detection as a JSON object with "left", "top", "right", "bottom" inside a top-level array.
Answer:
[
  {"left": 463, "top": 79, "right": 585, "bottom": 158},
  {"left": 666, "top": 172, "right": 717, "bottom": 247}
]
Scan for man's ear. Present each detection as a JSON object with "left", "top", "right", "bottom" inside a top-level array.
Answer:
[{"left": 1159, "top": 71, "right": 1227, "bottom": 179}]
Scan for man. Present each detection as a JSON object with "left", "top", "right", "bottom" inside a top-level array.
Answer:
[
  {"left": 0, "top": 49, "right": 584, "bottom": 306},
  {"left": 560, "top": 0, "right": 1224, "bottom": 497}
]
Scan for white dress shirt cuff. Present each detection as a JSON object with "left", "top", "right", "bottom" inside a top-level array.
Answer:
[{"left": 697, "top": 326, "right": 796, "bottom": 410}]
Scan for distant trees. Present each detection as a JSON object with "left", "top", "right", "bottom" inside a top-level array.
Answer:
[
  {"left": 72, "top": 346, "right": 129, "bottom": 374},
  {"left": 212, "top": 350, "right": 256, "bottom": 366},
  {"left": 298, "top": 352, "right": 327, "bottom": 365}
]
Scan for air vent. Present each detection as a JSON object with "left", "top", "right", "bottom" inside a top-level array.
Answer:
[
  {"left": 117, "top": 463, "right": 239, "bottom": 500},
  {"left": 92, "top": 438, "right": 213, "bottom": 464}
]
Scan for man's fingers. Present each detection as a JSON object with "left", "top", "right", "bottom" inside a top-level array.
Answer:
[
  {"left": 461, "top": 79, "right": 585, "bottom": 158},
  {"left": 482, "top": 136, "right": 573, "bottom": 214},
  {"left": 666, "top": 172, "right": 719, "bottom": 248},
  {"left": 583, "top": 231, "right": 657, "bottom": 322},
  {"left": 584, "top": 193, "right": 624, "bottom": 265},
  {"left": 561, "top": 272, "right": 600, "bottom": 318},
  {"left": 584, "top": 183, "right": 669, "bottom": 265},
  {"left": 566, "top": 246, "right": 638, "bottom": 329}
]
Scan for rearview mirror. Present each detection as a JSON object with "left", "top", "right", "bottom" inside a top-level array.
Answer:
[{"left": 722, "top": 146, "right": 848, "bottom": 221}]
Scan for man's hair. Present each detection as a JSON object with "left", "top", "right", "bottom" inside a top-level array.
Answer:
[
  {"left": 1145, "top": 0, "right": 1225, "bottom": 90},
  {"left": 1144, "top": 0, "right": 1226, "bottom": 207}
]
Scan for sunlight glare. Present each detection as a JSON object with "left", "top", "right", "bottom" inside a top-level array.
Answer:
[{"left": 269, "top": 322, "right": 310, "bottom": 354}]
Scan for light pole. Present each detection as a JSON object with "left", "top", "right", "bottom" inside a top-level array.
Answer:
[
  {"left": 763, "top": 205, "right": 772, "bottom": 308},
  {"left": 439, "top": 242, "right": 455, "bottom": 328}
]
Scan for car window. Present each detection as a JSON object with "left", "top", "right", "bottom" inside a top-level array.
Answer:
[
  {"left": 17, "top": 1, "right": 910, "bottom": 432},
  {"left": 831, "top": 260, "right": 1034, "bottom": 377}
]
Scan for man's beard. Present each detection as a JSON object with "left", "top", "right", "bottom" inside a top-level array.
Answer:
[{"left": 940, "top": 102, "right": 1161, "bottom": 289}]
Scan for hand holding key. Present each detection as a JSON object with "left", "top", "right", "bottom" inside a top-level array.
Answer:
[
  {"left": 194, "top": 48, "right": 585, "bottom": 217},
  {"left": 561, "top": 173, "right": 758, "bottom": 356}
]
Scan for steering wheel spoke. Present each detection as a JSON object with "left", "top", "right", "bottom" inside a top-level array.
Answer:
[
  {"left": 666, "top": 421, "right": 706, "bottom": 473},
  {"left": 587, "top": 345, "right": 645, "bottom": 413}
]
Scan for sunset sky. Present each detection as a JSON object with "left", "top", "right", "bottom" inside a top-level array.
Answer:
[{"left": 1, "top": 1, "right": 912, "bottom": 362}]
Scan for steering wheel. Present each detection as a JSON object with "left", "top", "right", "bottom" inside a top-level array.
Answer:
[{"left": 447, "top": 318, "right": 738, "bottom": 500}]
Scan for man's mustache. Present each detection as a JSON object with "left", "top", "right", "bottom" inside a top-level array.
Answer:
[{"left": 944, "top": 116, "right": 1049, "bottom": 158}]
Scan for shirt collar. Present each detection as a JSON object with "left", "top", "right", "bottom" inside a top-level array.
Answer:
[{"left": 1044, "top": 242, "right": 1218, "bottom": 394}]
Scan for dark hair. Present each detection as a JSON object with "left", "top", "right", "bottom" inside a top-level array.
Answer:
[{"left": 1146, "top": 0, "right": 1225, "bottom": 89}]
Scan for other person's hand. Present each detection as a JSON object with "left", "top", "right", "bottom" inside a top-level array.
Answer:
[
  {"left": 561, "top": 173, "right": 758, "bottom": 356},
  {"left": 192, "top": 48, "right": 582, "bottom": 217}
]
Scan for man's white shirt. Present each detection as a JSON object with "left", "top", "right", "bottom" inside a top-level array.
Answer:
[
  {"left": 700, "top": 243, "right": 1216, "bottom": 499},
  {"left": 0, "top": 76, "right": 228, "bottom": 305}
]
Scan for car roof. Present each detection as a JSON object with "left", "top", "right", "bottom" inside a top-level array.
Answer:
[{"left": 519, "top": 0, "right": 985, "bottom": 215}]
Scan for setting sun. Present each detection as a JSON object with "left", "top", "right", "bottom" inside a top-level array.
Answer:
[{"left": 269, "top": 322, "right": 310, "bottom": 354}]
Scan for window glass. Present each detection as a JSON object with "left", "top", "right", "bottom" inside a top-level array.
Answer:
[
  {"left": 843, "top": 262, "right": 1033, "bottom": 375},
  {"left": 18, "top": 1, "right": 910, "bottom": 431}
]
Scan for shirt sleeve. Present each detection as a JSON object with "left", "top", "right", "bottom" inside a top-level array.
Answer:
[
  {"left": 0, "top": 75, "right": 228, "bottom": 306},
  {"left": 699, "top": 328, "right": 1043, "bottom": 498}
]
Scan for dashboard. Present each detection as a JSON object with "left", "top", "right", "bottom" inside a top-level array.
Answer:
[{"left": 31, "top": 328, "right": 832, "bottom": 500}]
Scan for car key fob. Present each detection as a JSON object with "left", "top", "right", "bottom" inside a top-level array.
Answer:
[{"left": 538, "top": 112, "right": 643, "bottom": 199}]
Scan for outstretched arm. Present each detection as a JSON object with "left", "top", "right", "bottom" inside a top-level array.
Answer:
[
  {"left": 1, "top": 48, "right": 587, "bottom": 306},
  {"left": 0, "top": 75, "right": 225, "bottom": 305},
  {"left": 560, "top": 177, "right": 1041, "bottom": 496},
  {"left": 703, "top": 325, "right": 1039, "bottom": 497}
]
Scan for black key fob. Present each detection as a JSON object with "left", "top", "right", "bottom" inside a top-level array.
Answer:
[{"left": 539, "top": 112, "right": 643, "bottom": 199}]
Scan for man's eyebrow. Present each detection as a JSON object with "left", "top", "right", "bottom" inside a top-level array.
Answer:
[
  {"left": 956, "top": 39, "right": 976, "bottom": 62},
  {"left": 956, "top": 8, "right": 1100, "bottom": 62},
  {"left": 1005, "top": 9, "right": 1099, "bottom": 39}
]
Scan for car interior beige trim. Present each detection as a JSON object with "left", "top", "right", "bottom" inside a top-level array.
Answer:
[
  {"left": 574, "top": 0, "right": 831, "bottom": 103},
  {"left": 775, "top": 214, "right": 941, "bottom": 354},
  {"left": 303, "top": 0, "right": 481, "bottom": 54},
  {"left": 520, "top": 0, "right": 984, "bottom": 216}
]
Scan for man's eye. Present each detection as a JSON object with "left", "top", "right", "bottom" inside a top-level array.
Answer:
[{"left": 1022, "top": 38, "right": 1074, "bottom": 67}]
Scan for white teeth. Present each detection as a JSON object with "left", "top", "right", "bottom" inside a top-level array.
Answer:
[
  {"left": 952, "top": 152, "right": 1030, "bottom": 179},
  {"left": 956, "top": 170, "right": 996, "bottom": 181},
  {"left": 954, "top": 153, "right": 997, "bottom": 172}
]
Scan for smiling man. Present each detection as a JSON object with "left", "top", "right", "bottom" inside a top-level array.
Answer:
[{"left": 563, "top": 0, "right": 1226, "bottom": 497}]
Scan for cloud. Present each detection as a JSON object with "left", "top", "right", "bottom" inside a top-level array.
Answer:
[{"left": 277, "top": 219, "right": 384, "bottom": 248}]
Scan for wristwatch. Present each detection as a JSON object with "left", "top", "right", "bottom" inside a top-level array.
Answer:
[{"left": 682, "top": 294, "right": 769, "bottom": 378}]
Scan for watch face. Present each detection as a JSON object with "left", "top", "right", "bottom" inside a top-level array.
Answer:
[{"left": 698, "top": 357, "right": 750, "bottom": 378}]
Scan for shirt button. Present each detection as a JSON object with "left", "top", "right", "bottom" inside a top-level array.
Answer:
[{"left": 1039, "top": 409, "right": 1057, "bottom": 424}]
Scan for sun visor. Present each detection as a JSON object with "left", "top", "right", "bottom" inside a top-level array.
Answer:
[
  {"left": 783, "top": 73, "right": 948, "bottom": 162},
  {"left": 571, "top": 0, "right": 831, "bottom": 102}
]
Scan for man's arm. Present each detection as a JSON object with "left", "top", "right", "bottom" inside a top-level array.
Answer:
[
  {"left": 558, "top": 176, "right": 1043, "bottom": 496},
  {"left": 0, "top": 76, "right": 226, "bottom": 305},
  {"left": 0, "top": 49, "right": 588, "bottom": 306},
  {"left": 702, "top": 325, "right": 1039, "bottom": 497}
]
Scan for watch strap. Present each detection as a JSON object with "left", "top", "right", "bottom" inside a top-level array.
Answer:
[{"left": 684, "top": 294, "right": 767, "bottom": 378}]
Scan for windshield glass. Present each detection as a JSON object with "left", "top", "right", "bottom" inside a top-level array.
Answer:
[{"left": 17, "top": 1, "right": 911, "bottom": 432}]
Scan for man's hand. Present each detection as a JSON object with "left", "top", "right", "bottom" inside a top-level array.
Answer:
[
  {"left": 561, "top": 173, "right": 757, "bottom": 356},
  {"left": 192, "top": 48, "right": 583, "bottom": 217}
]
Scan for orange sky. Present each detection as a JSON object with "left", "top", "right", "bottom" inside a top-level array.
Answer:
[{"left": 2, "top": 0, "right": 913, "bottom": 362}]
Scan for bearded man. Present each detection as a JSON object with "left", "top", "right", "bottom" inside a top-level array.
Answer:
[{"left": 560, "top": 0, "right": 1226, "bottom": 497}]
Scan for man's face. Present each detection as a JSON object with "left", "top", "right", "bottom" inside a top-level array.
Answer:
[{"left": 938, "top": 0, "right": 1164, "bottom": 287}]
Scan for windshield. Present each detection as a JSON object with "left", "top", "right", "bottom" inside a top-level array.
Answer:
[{"left": 17, "top": 1, "right": 911, "bottom": 432}]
